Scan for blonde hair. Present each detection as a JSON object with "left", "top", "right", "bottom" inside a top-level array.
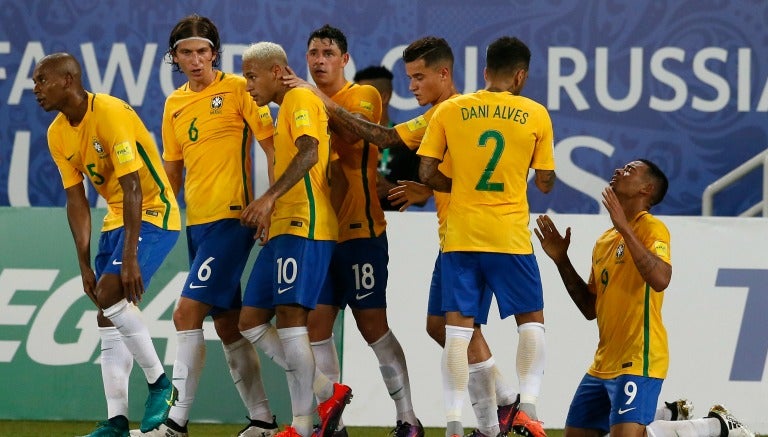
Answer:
[{"left": 242, "top": 41, "right": 288, "bottom": 67}]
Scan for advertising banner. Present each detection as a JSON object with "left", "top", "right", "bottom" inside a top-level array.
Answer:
[{"left": 2, "top": 1, "right": 768, "bottom": 215}]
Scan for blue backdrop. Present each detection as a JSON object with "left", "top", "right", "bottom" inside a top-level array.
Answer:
[{"left": 2, "top": 0, "right": 767, "bottom": 215}]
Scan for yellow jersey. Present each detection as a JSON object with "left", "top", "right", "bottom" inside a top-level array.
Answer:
[
  {"left": 330, "top": 81, "right": 384, "bottom": 242},
  {"left": 587, "top": 211, "right": 671, "bottom": 379},
  {"left": 394, "top": 95, "right": 459, "bottom": 246},
  {"left": 270, "top": 87, "right": 337, "bottom": 241},
  {"left": 418, "top": 90, "right": 555, "bottom": 254},
  {"left": 162, "top": 71, "right": 274, "bottom": 225},
  {"left": 47, "top": 92, "right": 180, "bottom": 232}
]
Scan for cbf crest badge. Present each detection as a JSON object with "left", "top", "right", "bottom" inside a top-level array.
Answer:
[
  {"left": 210, "top": 95, "right": 223, "bottom": 114},
  {"left": 615, "top": 243, "right": 625, "bottom": 262},
  {"left": 92, "top": 137, "right": 107, "bottom": 158}
]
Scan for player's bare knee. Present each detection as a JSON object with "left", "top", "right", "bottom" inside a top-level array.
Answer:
[
  {"left": 514, "top": 310, "right": 544, "bottom": 326},
  {"left": 214, "top": 321, "right": 243, "bottom": 344},
  {"left": 426, "top": 321, "right": 445, "bottom": 347}
]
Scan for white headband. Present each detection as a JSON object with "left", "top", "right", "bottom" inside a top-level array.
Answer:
[{"left": 173, "top": 36, "right": 214, "bottom": 49}]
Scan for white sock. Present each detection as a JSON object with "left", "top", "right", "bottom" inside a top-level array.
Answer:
[
  {"left": 311, "top": 336, "right": 344, "bottom": 429},
  {"left": 278, "top": 327, "right": 316, "bottom": 419},
  {"left": 443, "top": 325, "right": 474, "bottom": 424},
  {"left": 312, "top": 367, "right": 336, "bottom": 403},
  {"left": 103, "top": 299, "right": 164, "bottom": 383},
  {"left": 370, "top": 330, "right": 417, "bottom": 424},
  {"left": 167, "top": 329, "right": 206, "bottom": 426},
  {"left": 646, "top": 418, "right": 722, "bottom": 437},
  {"left": 491, "top": 361, "right": 518, "bottom": 406},
  {"left": 241, "top": 323, "right": 287, "bottom": 369},
  {"left": 311, "top": 336, "right": 340, "bottom": 383},
  {"left": 517, "top": 322, "right": 545, "bottom": 419},
  {"left": 98, "top": 327, "right": 132, "bottom": 419},
  {"left": 223, "top": 337, "right": 273, "bottom": 423},
  {"left": 292, "top": 414, "right": 314, "bottom": 437},
  {"left": 468, "top": 358, "right": 500, "bottom": 437}
]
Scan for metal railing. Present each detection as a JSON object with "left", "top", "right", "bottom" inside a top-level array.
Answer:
[{"left": 701, "top": 148, "right": 768, "bottom": 216}]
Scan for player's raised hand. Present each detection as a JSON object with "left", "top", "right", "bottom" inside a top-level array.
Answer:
[
  {"left": 281, "top": 65, "right": 311, "bottom": 89},
  {"left": 534, "top": 214, "right": 571, "bottom": 263},
  {"left": 602, "top": 186, "right": 629, "bottom": 234}
]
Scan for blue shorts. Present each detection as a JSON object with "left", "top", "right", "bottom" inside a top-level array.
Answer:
[
  {"left": 319, "top": 232, "right": 389, "bottom": 309},
  {"left": 441, "top": 252, "right": 543, "bottom": 320},
  {"left": 427, "top": 251, "right": 491, "bottom": 325},
  {"left": 565, "top": 374, "right": 663, "bottom": 432},
  {"left": 95, "top": 222, "right": 179, "bottom": 290},
  {"left": 243, "top": 234, "right": 335, "bottom": 309},
  {"left": 182, "top": 219, "right": 255, "bottom": 313}
]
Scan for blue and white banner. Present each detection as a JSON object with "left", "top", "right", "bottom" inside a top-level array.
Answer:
[{"left": 2, "top": 0, "right": 767, "bottom": 215}]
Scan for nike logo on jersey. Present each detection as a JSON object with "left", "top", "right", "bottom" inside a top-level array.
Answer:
[
  {"left": 277, "top": 285, "right": 294, "bottom": 294},
  {"left": 65, "top": 153, "right": 75, "bottom": 161},
  {"left": 188, "top": 283, "right": 207, "bottom": 289},
  {"left": 173, "top": 111, "right": 182, "bottom": 118},
  {"left": 112, "top": 260, "right": 122, "bottom": 265},
  {"left": 617, "top": 407, "right": 636, "bottom": 415},
  {"left": 355, "top": 291, "right": 374, "bottom": 300}
]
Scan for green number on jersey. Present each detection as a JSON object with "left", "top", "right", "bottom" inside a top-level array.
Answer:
[
  {"left": 188, "top": 117, "right": 199, "bottom": 142},
  {"left": 474, "top": 130, "right": 505, "bottom": 192},
  {"left": 86, "top": 163, "right": 105, "bottom": 185}
]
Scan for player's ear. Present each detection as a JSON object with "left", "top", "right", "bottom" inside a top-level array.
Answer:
[
  {"left": 439, "top": 65, "right": 449, "bottom": 80},
  {"left": 63, "top": 72, "right": 74, "bottom": 88}
]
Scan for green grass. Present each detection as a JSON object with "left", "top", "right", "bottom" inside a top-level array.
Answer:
[{"left": 0, "top": 421, "right": 566, "bottom": 437}]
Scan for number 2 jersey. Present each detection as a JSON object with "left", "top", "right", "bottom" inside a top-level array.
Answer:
[
  {"left": 162, "top": 71, "right": 274, "bottom": 225},
  {"left": 418, "top": 90, "right": 555, "bottom": 254},
  {"left": 47, "top": 92, "right": 180, "bottom": 232}
]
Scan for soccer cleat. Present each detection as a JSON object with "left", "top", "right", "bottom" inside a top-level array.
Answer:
[
  {"left": 315, "top": 383, "right": 353, "bottom": 437},
  {"left": 275, "top": 426, "right": 304, "bottom": 437},
  {"left": 498, "top": 395, "right": 521, "bottom": 435},
  {"left": 390, "top": 419, "right": 425, "bottom": 437},
  {"left": 665, "top": 398, "right": 693, "bottom": 420},
  {"left": 707, "top": 405, "right": 755, "bottom": 437},
  {"left": 78, "top": 415, "right": 129, "bottom": 437},
  {"left": 511, "top": 410, "right": 546, "bottom": 437},
  {"left": 138, "top": 418, "right": 188, "bottom": 437},
  {"left": 238, "top": 415, "right": 279, "bottom": 437},
  {"left": 333, "top": 427, "right": 349, "bottom": 437},
  {"left": 140, "top": 374, "right": 178, "bottom": 432}
]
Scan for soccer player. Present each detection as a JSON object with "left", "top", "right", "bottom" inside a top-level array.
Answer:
[
  {"left": 418, "top": 36, "right": 556, "bottom": 437},
  {"left": 353, "top": 65, "right": 424, "bottom": 211},
  {"left": 239, "top": 41, "right": 352, "bottom": 437},
  {"left": 534, "top": 160, "right": 755, "bottom": 437},
  {"left": 33, "top": 53, "right": 180, "bottom": 437},
  {"left": 303, "top": 24, "right": 423, "bottom": 437},
  {"left": 141, "top": 15, "right": 279, "bottom": 437},
  {"left": 284, "top": 35, "right": 521, "bottom": 436}
]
